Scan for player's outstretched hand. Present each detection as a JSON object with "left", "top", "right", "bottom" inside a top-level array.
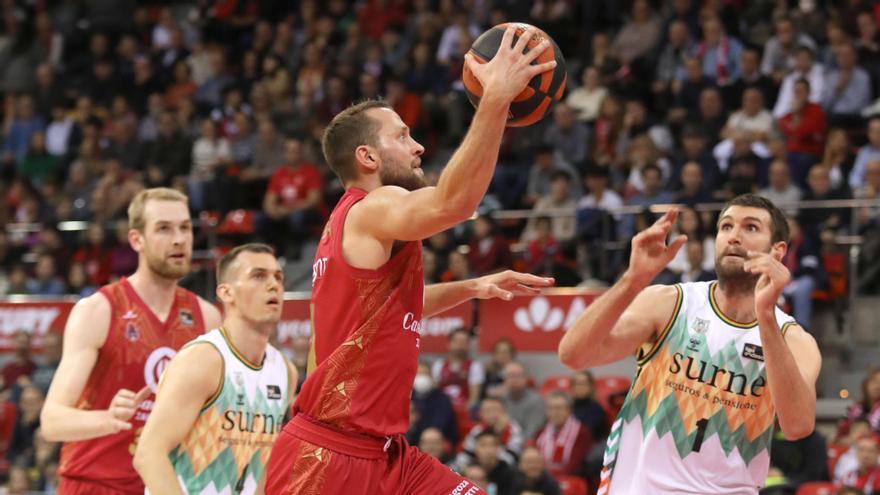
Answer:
[
  {"left": 103, "top": 386, "right": 152, "bottom": 434},
  {"left": 464, "top": 25, "right": 557, "bottom": 104},
  {"left": 473, "top": 270, "right": 555, "bottom": 301},
  {"left": 628, "top": 208, "right": 687, "bottom": 286},
  {"left": 744, "top": 251, "right": 791, "bottom": 316}
]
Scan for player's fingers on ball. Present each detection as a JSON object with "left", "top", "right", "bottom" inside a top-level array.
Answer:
[
  {"left": 523, "top": 39, "right": 550, "bottom": 65},
  {"left": 528, "top": 59, "right": 557, "bottom": 77},
  {"left": 512, "top": 26, "right": 533, "bottom": 54},
  {"left": 500, "top": 25, "right": 516, "bottom": 52}
]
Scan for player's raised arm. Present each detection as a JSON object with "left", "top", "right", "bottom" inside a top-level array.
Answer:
[
  {"left": 559, "top": 209, "right": 687, "bottom": 369},
  {"left": 352, "top": 27, "right": 557, "bottom": 242},
  {"left": 133, "top": 342, "right": 223, "bottom": 494},
  {"left": 41, "top": 294, "right": 143, "bottom": 441}
]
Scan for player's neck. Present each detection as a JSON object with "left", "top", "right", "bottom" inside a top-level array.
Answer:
[
  {"left": 222, "top": 316, "right": 271, "bottom": 366},
  {"left": 346, "top": 176, "right": 381, "bottom": 193},
  {"left": 713, "top": 282, "right": 756, "bottom": 324},
  {"left": 127, "top": 269, "right": 178, "bottom": 316}
]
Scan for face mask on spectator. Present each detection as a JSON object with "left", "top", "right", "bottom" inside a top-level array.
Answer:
[{"left": 413, "top": 374, "right": 433, "bottom": 394}]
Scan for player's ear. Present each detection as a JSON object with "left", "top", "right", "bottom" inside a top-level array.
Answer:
[
  {"left": 128, "top": 228, "right": 143, "bottom": 252},
  {"left": 354, "top": 144, "right": 378, "bottom": 172},
  {"left": 216, "top": 283, "right": 233, "bottom": 305},
  {"left": 771, "top": 241, "right": 787, "bottom": 261}
]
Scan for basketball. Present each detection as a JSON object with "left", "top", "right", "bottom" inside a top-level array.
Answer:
[{"left": 462, "top": 23, "right": 567, "bottom": 127}]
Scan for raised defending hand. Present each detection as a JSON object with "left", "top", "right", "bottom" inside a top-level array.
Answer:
[
  {"left": 102, "top": 386, "right": 151, "bottom": 435},
  {"left": 464, "top": 25, "right": 557, "bottom": 104},
  {"left": 628, "top": 208, "right": 687, "bottom": 286},
  {"left": 744, "top": 251, "right": 791, "bottom": 316},
  {"left": 473, "top": 270, "right": 555, "bottom": 301}
]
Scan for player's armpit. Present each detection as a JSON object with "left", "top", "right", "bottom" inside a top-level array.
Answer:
[
  {"left": 41, "top": 293, "right": 112, "bottom": 442},
  {"left": 133, "top": 342, "right": 223, "bottom": 495},
  {"left": 350, "top": 186, "right": 473, "bottom": 242}
]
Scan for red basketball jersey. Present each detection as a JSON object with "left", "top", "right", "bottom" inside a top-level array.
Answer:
[
  {"left": 58, "top": 277, "right": 206, "bottom": 492},
  {"left": 292, "top": 187, "right": 424, "bottom": 437}
]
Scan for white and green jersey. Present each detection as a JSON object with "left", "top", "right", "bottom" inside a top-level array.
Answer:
[
  {"left": 168, "top": 328, "right": 292, "bottom": 495},
  {"left": 599, "top": 281, "right": 797, "bottom": 495}
]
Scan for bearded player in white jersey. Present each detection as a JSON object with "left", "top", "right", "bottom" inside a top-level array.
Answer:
[{"left": 559, "top": 193, "right": 821, "bottom": 494}]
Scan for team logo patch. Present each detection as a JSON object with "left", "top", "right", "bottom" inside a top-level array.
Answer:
[
  {"left": 122, "top": 310, "right": 137, "bottom": 320},
  {"left": 692, "top": 317, "right": 709, "bottom": 334},
  {"left": 125, "top": 323, "right": 140, "bottom": 342},
  {"left": 179, "top": 310, "right": 194, "bottom": 326},
  {"left": 144, "top": 347, "right": 177, "bottom": 392},
  {"left": 237, "top": 393, "right": 246, "bottom": 406},
  {"left": 742, "top": 343, "right": 765, "bottom": 362},
  {"left": 687, "top": 337, "right": 702, "bottom": 353},
  {"left": 266, "top": 385, "right": 282, "bottom": 400}
]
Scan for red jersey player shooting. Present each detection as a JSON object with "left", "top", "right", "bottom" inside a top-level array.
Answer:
[
  {"left": 40, "top": 188, "right": 222, "bottom": 494},
  {"left": 265, "top": 26, "right": 556, "bottom": 495}
]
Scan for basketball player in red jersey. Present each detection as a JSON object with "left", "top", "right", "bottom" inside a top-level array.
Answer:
[
  {"left": 266, "top": 26, "right": 556, "bottom": 494},
  {"left": 40, "top": 188, "right": 222, "bottom": 494}
]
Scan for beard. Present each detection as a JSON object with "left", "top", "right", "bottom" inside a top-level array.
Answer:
[
  {"left": 378, "top": 150, "right": 428, "bottom": 191},
  {"left": 145, "top": 249, "right": 191, "bottom": 280},
  {"left": 715, "top": 248, "right": 764, "bottom": 294}
]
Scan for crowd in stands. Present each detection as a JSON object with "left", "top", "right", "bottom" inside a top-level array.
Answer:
[{"left": 1, "top": 0, "right": 880, "bottom": 493}]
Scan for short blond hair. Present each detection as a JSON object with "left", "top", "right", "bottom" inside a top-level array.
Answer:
[{"left": 127, "top": 188, "right": 189, "bottom": 231}]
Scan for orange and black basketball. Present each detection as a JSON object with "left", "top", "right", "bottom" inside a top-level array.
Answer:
[{"left": 462, "top": 23, "right": 567, "bottom": 127}]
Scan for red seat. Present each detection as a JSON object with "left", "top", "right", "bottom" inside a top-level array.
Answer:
[
  {"left": 540, "top": 375, "right": 573, "bottom": 396},
  {"left": 594, "top": 376, "right": 631, "bottom": 421},
  {"left": 826, "top": 443, "right": 849, "bottom": 477},
  {"left": 556, "top": 474, "right": 588, "bottom": 495},
  {"left": 218, "top": 209, "right": 256, "bottom": 234},
  {"left": 813, "top": 252, "right": 847, "bottom": 301},
  {"left": 796, "top": 481, "right": 838, "bottom": 495}
]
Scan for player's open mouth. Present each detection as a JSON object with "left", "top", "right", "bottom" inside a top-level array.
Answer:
[
  {"left": 169, "top": 254, "right": 186, "bottom": 260},
  {"left": 267, "top": 298, "right": 280, "bottom": 307}
]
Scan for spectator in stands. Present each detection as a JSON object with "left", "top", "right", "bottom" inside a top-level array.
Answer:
[
  {"left": 769, "top": 422, "right": 829, "bottom": 488},
  {"left": 29, "top": 331, "right": 61, "bottom": 395},
  {"left": 679, "top": 238, "right": 715, "bottom": 283},
  {"left": 456, "top": 396, "right": 524, "bottom": 469},
  {"left": 18, "top": 132, "right": 59, "bottom": 187},
  {"left": 778, "top": 79, "right": 828, "bottom": 186},
  {"left": 73, "top": 223, "right": 111, "bottom": 286},
  {"left": 1, "top": 332, "right": 36, "bottom": 392},
  {"left": 412, "top": 363, "right": 458, "bottom": 446},
  {"left": 773, "top": 46, "right": 825, "bottom": 119},
  {"left": 502, "top": 361, "right": 546, "bottom": 440},
  {"left": 728, "top": 47, "right": 777, "bottom": 112},
  {"left": 511, "top": 446, "right": 563, "bottom": 495},
  {"left": 567, "top": 66, "right": 608, "bottom": 123},
  {"left": 525, "top": 217, "right": 560, "bottom": 277},
  {"left": 761, "top": 16, "right": 817, "bottom": 85},
  {"left": 593, "top": 95, "right": 625, "bottom": 166},
  {"left": 478, "top": 338, "right": 514, "bottom": 398},
  {"left": 799, "top": 164, "right": 851, "bottom": 240},
  {"left": 188, "top": 118, "right": 231, "bottom": 212},
  {"left": 693, "top": 87, "right": 728, "bottom": 145},
  {"left": 26, "top": 254, "right": 66, "bottom": 296},
  {"left": 855, "top": 161, "right": 880, "bottom": 231},
  {"left": 654, "top": 20, "right": 693, "bottom": 106},
  {"left": 441, "top": 249, "right": 472, "bottom": 283},
  {"left": 470, "top": 430, "right": 515, "bottom": 495},
  {"left": 822, "top": 128, "right": 857, "bottom": 193},
  {"left": 783, "top": 217, "right": 824, "bottom": 329},
  {"left": 6, "top": 265, "right": 30, "bottom": 296},
  {"left": 462, "top": 464, "right": 491, "bottom": 494},
  {"left": 668, "top": 206, "right": 714, "bottom": 275},
  {"left": 838, "top": 369, "right": 880, "bottom": 438},
  {"left": 612, "top": 0, "right": 661, "bottom": 67},
  {"left": 571, "top": 370, "right": 608, "bottom": 441},
  {"left": 419, "top": 427, "right": 453, "bottom": 466},
  {"left": 522, "top": 170, "right": 577, "bottom": 243},
  {"left": 8, "top": 385, "right": 43, "bottom": 463},
  {"left": 535, "top": 391, "right": 592, "bottom": 477},
  {"left": 851, "top": 118, "right": 880, "bottom": 190},
  {"left": 467, "top": 216, "right": 512, "bottom": 276},
  {"left": 524, "top": 145, "right": 582, "bottom": 207},
  {"left": 543, "top": 103, "right": 590, "bottom": 170},
  {"left": 822, "top": 43, "right": 873, "bottom": 128},
  {"left": 144, "top": 110, "right": 192, "bottom": 187},
  {"left": 694, "top": 16, "right": 743, "bottom": 86},
  {"left": 834, "top": 418, "right": 872, "bottom": 483},
  {"left": 259, "top": 137, "right": 324, "bottom": 258},
  {"left": 3, "top": 95, "right": 45, "bottom": 167},
  {"left": 760, "top": 159, "right": 803, "bottom": 216},
  {"left": 432, "top": 329, "right": 485, "bottom": 410},
  {"left": 837, "top": 436, "right": 880, "bottom": 493}
]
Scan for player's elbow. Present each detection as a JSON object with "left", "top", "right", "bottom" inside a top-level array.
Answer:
[
  {"left": 132, "top": 444, "right": 151, "bottom": 477},
  {"left": 558, "top": 339, "right": 587, "bottom": 369},
  {"left": 780, "top": 418, "right": 815, "bottom": 441},
  {"left": 39, "top": 404, "right": 62, "bottom": 442}
]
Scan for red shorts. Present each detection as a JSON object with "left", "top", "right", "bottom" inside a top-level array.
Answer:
[
  {"left": 266, "top": 415, "right": 486, "bottom": 495},
  {"left": 59, "top": 476, "right": 143, "bottom": 495}
]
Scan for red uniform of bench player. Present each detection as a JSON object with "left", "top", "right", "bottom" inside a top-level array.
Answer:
[
  {"left": 265, "top": 26, "right": 557, "bottom": 495},
  {"left": 40, "top": 188, "right": 222, "bottom": 494}
]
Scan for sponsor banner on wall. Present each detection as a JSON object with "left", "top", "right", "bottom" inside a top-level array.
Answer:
[
  {"left": 0, "top": 300, "right": 74, "bottom": 349},
  {"left": 276, "top": 298, "right": 473, "bottom": 353},
  {"left": 479, "top": 290, "right": 602, "bottom": 352}
]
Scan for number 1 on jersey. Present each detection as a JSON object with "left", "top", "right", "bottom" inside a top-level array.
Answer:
[{"left": 692, "top": 418, "right": 709, "bottom": 453}]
